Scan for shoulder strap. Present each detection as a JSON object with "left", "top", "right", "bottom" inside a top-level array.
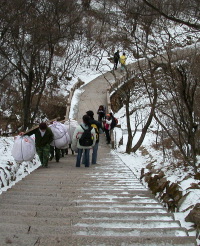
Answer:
[
  {"left": 81, "top": 125, "right": 92, "bottom": 132},
  {"left": 80, "top": 125, "right": 86, "bottom": 131}
]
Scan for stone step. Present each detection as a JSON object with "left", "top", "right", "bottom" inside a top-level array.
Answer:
[
  {"left": 0, "top": 221, "right": 185, "bottom": 235},
  {"left": 74, "top": 206, "right": 168, "bottom": 213},
  {"left": 0, "top": 233, "right": 196, "bottom": 246},
  {"left": 82, "top": 178, "right": 140, "bottom": 182},
  {"left": 1, "top": 189, "right": 156, "bottom": 201},
  {"left": 14, "top": 175, "right": 142, "bottom": 181},
  {"left": 87, "top": 175, "right": 139, "bottom": 178},
  {"left": 75, "top": 197, "right": 159, "bottom": 203},
  {"left": 72, "top": 226, "right": 188, "bottom": 237},
  {"left": 78, "top": 212, "right": 175, "bottom": 221},
  {"left": 76, "top": 201, "right": 164, "bottom": 208},
  {"left": 0, "top": 198, "right": 77, "bottom": 206},
  {"left": 15, "top": 180, "right": 142, "bottom": 185},
  {"left": 1, "top": 193, "right": 159, "bottom": 203},
  {"left": 0, "top": 215, "right": 72, "bottom": 226},
  {"left": 0, "top": 197, "right": 164, "bottom": 208},
  {"left": 37, "top": 235, "right": 197, "bottom": 246},
  {"left": 7, "top": 186, "right": 149, "bottom": 193},
  {"left": 88, "top": 171, "right": 136, "bottom": 174},
  {"left": 26, "top": 180, "right": 143, "bottom": 185},
  {"left": 94, "top": 170, "right": 135, "bottom": 172},
  {"left": 25, "top": 174, "right": 138, "bottom": 180},
  {"left": 1, "top": 190, "right": 156, "bottom": 199},
  {"left": 76, "top": 194, "right": 157, "bottom": 200},
  {"left": 81, "top": 186, "right": 147, "bottom": 190},
  {"left": 0, "top": 215, "right": 182, "bottom": 230},
  {"left": 10, "top": 183, "right": 146, "bottom": 189},
  {"left": 73, "top": 219, "right": 182, "bottom": 229},
  {"left": 0, "top": 209, "right": 174, "bottom": 220},
  {"left": 0, "top": 203, "right": 168, "bottom": 213},
  {"left": 78, "top": 190, "right": 155, "bottom": 196}
]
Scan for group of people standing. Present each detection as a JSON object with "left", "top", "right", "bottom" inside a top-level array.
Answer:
[
  {"left": 71, "top": 108, "right": 117, "bottom": 167},
  {"left": 113, "top": 50, "right": 127, "bottom": 71},
  {"left": 71, "top": 111, "right": 102, "bottom": 167},
  {"left": 19, "top": 107, "right": 117, "bottom": 169}
]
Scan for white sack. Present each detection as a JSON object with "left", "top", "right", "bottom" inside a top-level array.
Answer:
[
  {"left": 51, "top": 135, "right": 69, "bottom": 149},
  {"left": 12, "top": 135, "right": 36, "bottom": 162},
  {"left": 49, "top": 121, "right": 70, "bottom": 148},
  {"left": 64, "top": 119, "right": 79, "bottom": 143}
]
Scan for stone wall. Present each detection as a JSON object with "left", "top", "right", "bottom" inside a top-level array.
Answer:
[{"left": 140, "top": 164, "right": 200, "bottom": 237}]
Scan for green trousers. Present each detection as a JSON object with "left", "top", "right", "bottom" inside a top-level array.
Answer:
[{"left": 36, "top": 144, "right": 50, "bottom": 167}]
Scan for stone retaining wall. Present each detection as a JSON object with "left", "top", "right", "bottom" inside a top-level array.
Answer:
[{"left": 140, "top": 165, "right": 200, "bottom": 237}]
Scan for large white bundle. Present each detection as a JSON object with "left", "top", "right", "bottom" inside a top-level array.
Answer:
[
  {"left": 49, "top": 121, "right": 70, "bottom": 148},
  {"left": 12, "top": 135, "right": 36, "bottom": 162},
  {"left": 64, "top": 119, "right": 79, "bottom": 143},
  {"left": 51, "top": 135, "right": 69, "bottom": 149}
]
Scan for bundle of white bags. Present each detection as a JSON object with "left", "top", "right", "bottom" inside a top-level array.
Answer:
[
  {"left": 49, "top": 121, "right": 70, "bottom": 149},
  {"left": 64, "top": 119, "right": 79, "bottom": 144},
  {"left": 12, "top": 135, "right": 36, "bottom": 162}
]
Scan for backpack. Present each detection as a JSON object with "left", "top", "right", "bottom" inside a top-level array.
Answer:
[
  {"left": 91, "top": 123, "right": 99, "bottom": 142},
  {"left": 79, "top": 126, "right": 93, "bottom": 146}
]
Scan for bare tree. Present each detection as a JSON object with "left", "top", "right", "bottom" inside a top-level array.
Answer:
[
  {"left": 154, "top": 55, "right": 200, "bottom": 173},
  {"left": 131, "top": 65, "right": 158, "bottom": 152},
  {"left": 0, "top": 0, "right": 82, "bottom": 130},
  {"left": 81, "top": 0, "right": 91, "bottom": 10},
  {"left": 142, "top": 0, "right": 200, "bottom": 30}
]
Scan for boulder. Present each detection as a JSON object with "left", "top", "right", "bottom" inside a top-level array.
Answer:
[{"left": 185, "top": 203, "right": 200, "bottom": 228}]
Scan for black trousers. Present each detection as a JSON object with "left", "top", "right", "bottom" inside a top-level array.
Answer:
[
  {"left": 104, "top": 129, "right": 111, "bottom": 143},
  {"left": 50, "top": 146, "right": 60, "bottom": 161},
  {"left": 114, "top": 60, "right": 118, "bottom": 70}
]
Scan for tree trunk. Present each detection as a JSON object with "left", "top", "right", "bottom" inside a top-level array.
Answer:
[
  {"left": 131, "top": 85, "right": 157, "bottom": 153},
  {"left": 125, "top": 102, "right": 133, "bottom": 154}
]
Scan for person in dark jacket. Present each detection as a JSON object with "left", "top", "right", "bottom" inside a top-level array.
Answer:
[
  {"left": 20, "top": 122, "right": 54, "bottom": 168},
  {"left": 110, "top": 112, "right": 117, "bottom": 129},
  {"left": 103, "top": 114, "right": 112, "bottom": 144},
  {"left": 97, "top": 105, "right": 106, "bottom": 122},
  {"left": 113, "top": 50, "right": 120, "bottom": 70},
  {"left": 85, "top": 110, "right": 103, "bottom": 164}
]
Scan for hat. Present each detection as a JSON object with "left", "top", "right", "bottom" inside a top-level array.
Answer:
[
  {"left": 86, "top": 110, "right": 94, "bottom": 117},
  {"left": 39, "top": 122, "right": 47, "bottom": 130}
]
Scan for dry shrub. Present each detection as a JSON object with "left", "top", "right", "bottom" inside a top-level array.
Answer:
[
  {"left": 162, "top": 137, "right": 174, "bottom": 149},
  {"left": 139, "top": 146, "right": 150, "bottom": 156},
  {"left": 54, "top": 45, "right": 66, "bottom": 57},
  {"left": 40, "top": 95, "right": 67, "bottom": 120},
  {"left": 151, "top": 142, "right": 162, "bottom": 150},
  {"left": 151, "top": 136, "right": 173, "bottom": 150},
  {"left": 172, "top": 149, "right": 183, "bottom": 160}
]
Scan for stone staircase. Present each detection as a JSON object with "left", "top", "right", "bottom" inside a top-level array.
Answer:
[{"left": 0, "top": 140, "right": 197, "bottom": 245}]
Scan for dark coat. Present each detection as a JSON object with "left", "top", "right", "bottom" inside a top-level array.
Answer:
[
  {"left": 27, "top": 127, "right": 54, "bottom": 148},
  {"left": 114, "top": 51, "right": 120, "bottom": 62}
]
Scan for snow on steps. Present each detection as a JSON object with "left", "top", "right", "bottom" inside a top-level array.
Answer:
[{"left": 0, "top": 142, "right": 197, "bottom": 245}]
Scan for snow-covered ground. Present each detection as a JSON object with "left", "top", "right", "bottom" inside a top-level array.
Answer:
[{"left": 0, "top": 50, "right": 199, "bottom": 245}]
